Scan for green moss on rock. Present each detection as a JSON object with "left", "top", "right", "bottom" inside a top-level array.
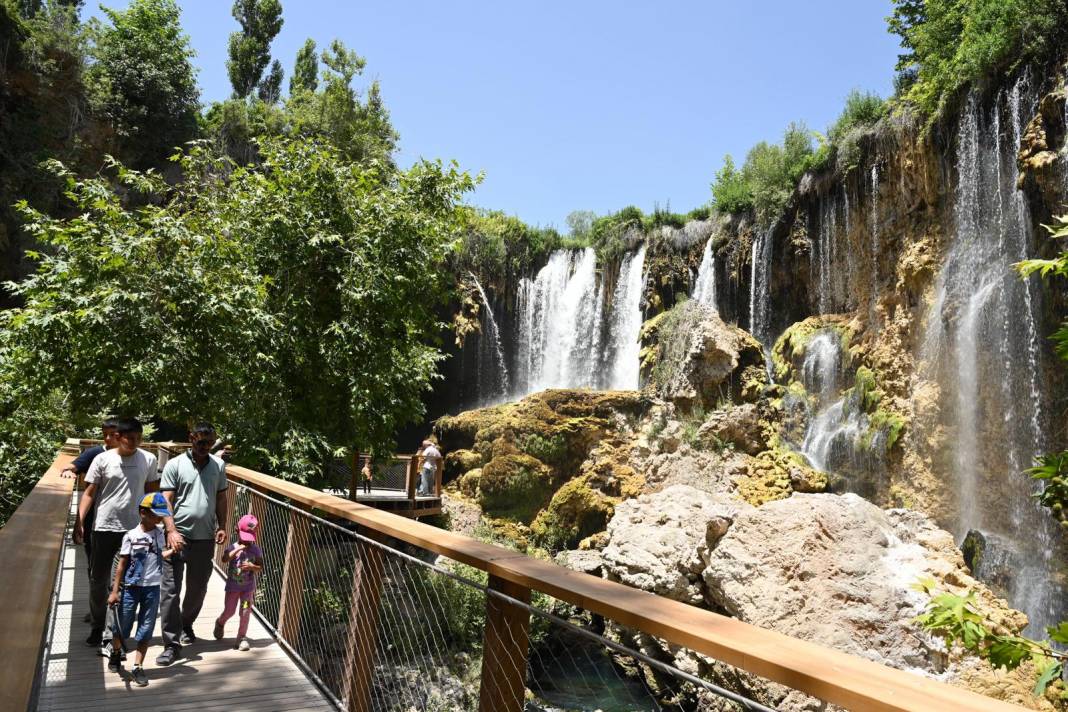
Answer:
[
  {"left": 530, "top": 476, "right": 615, "bottom": 551},
  {"left": 478, "top": 454, "right": 552, "bottom": 523}
]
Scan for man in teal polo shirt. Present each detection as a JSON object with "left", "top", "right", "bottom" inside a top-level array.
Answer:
[{"left": 155, "top": 422, "right": 229, "bottom": 666}]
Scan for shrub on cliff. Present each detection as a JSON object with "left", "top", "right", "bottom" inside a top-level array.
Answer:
[{"left": 888, "top": 0, "right": 1068, "bottom": 119}]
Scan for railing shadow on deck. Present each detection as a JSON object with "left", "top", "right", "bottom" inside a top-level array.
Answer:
[{"left": 2, "top": 446, "right": 1031, "bottom": 712}]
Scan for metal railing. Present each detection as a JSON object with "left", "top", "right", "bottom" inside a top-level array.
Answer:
[
  {"left": 222, "top": 479, "right": 778, "bottom": 711},
  {"left": 1, "top": 448, "right": 1032, "bottom": 712},
  {"left": 220, "top": 464, "right": 1027, "bottom": 712}
]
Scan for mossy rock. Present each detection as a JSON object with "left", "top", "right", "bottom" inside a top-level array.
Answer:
[
  {"left": 771, "top": 316, "right": 853, "bottom": 383},
  {"left": 458, "top": 468, "right": 482, "bottom": 498},
  {"left": 530, "top": 476, "right": 615, "bottom": 551},
  {"left": 737, "top": 447, "right": 827, "bottom": 506},
  {"left": 445, "top": 449, "right": 483, "bottom": 481},
  {"left": 478, "top": 454, "right": 553, "bottom": 523}
]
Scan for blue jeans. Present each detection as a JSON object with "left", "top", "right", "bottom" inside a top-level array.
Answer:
[
  {"left": 418, "top": 467, "right": 434, "bottom": 495},
  {"left": 114, "top": 585, "right": 160, "bottom": 644}
]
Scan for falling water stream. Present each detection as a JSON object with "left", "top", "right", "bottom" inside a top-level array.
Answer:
[
  {"left": 468, "top": 274, "right": 510, "bottom": 405},
  {"left": 692, "top": 237, "right": 717, "bottom": 310},
  {"left": 918, "top": 77, "right": 1061, "bottom": 633}
]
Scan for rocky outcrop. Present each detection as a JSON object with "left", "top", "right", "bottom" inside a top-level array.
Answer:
[
  {"left": 600, "top": 485, "right": 750, "bottom": 605},
  {"left": 642, "top": 301, "right": 767, "bottom": 411},
  {"left": 595, "top": 488, "right": 1040, "bottom": 708},
  {"left": 695, "top": 402, "right": 766, "bottom": 454}
]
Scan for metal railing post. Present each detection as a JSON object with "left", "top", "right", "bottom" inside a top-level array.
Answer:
[
  {"left": 277, "top": 506, "right": 310, "bottom": 644},
  {"left": 406, "top": 456, "right": 418, "bottom": 502},
  {"left": 342, "top": 531, "right": 386, "bottom": 712},
  {"left": 348, "top": 450, "right": 360, "bottom": 501},
  {"left": 478, "top": 575, "right": 531, "bottom": 712},
  {"left": 215, "top": 477, "right": 235, "bottom": 566}
]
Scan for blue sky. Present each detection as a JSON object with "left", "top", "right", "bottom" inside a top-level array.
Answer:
[{"left": 89, "top": 1, "right": 902, "bottom": 231}]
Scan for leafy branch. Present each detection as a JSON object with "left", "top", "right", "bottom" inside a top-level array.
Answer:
[{"left": 913, "top": 578, "right": 1068, "bottom": 697}]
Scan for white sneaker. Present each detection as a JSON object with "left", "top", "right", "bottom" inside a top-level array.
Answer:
[{"left": 237, "top": 639, "right": 250, "bottom": 651}]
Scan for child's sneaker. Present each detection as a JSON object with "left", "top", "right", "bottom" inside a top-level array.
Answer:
[
  {"left": 107, "top": 649, "right": 121, "bottom": 673},
  {"left": 237, "top": 638, "right": 250, "bottom": 651},
  {"left": 131, "top": 666, "right": 148, "bottom": 687},
  {"left": 213, "top": 620, "right": 224, "bottom": 640}
]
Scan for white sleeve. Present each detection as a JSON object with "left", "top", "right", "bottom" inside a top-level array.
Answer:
[
  {"left": 119, "top": 532, "right": 133, "bottom": 556},
  {"left": 84, "top": 454, "right": 105, "bottom": 485},
  {"left": 145, "top": 452, "right": 160, "bottom": 482}
]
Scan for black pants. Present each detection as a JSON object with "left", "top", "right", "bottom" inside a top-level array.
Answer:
[
  {"left": 89, "top": 531, "right": 124, "bottom": 631},
  {"left": 83, "top": 504, "right": 95, "bottom": 580},
  {"left": 362, "top": 478, "right": 371, "bottom": 493},
  {"left": 159, "top": 539, "right": 215, "bottom": 649}
]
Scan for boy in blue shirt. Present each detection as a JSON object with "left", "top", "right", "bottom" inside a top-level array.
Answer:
[{"left": 107, "top": 493, "right": 173, "bottom": 686}]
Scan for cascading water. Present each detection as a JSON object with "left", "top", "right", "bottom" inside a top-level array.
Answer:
[
  {"left": 468, "top": 275, "right": 510, "bottom": 406},
  {"left": 749, "top": 227, "right": 774, "bottom": 376},
  {"left": 787, "top": 330, "right": 887, "bottom": 499},
  {"left": 511, "top": 245, "right": 647, "bottom": 396},
  {"left": 606, "top": 244, "right": 647, "bottom": 390},
  {"left": 691, "top": 237, "right": 717, "bottom": 311},
  {"left": 919, "top": 76, "right": 1061, "bottom": 634}
]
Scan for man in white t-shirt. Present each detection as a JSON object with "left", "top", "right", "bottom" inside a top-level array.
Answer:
[
  {"left": 417, "top": 440, "right": 441, "bottom": 496},
  {"left": 74, "top": 417, "right": 161, "bottom": 647}
]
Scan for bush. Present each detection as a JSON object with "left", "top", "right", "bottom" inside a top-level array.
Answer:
[
  {"left": 827, "top": 90, "right": 887, "bottom": 144},
  {"left": 888, "top": 0, "right": 1068, "bottom": 119},
  {"left": 710, "top": 154, "right": 753, "bottom": 214},
  {"left": 458, "top": 209, "right": 562, "bottom": 282}
]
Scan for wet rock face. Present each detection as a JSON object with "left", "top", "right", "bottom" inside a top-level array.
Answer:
[
  {"left": 1017, "top": 88, "right": 1067, "bottom": 214},
  {"left": 696, "top": 402, "right": 765, "bottom": 454}
]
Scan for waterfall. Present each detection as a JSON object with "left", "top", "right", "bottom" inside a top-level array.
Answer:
[
  {"left": 606, "top": 244, "right": 647, "bottom": 389},
  {"left": 512, "top": 245, "right": 646, "bottom": 396},
  {"left": 468, "top": 274, "right": 510, "bottom": 405},
  {"left": 691, "top": 237, "right": 717, "bottom": 310},
  {"left": 919, "top": 78, "right": 1060, "bottom": 634},
  {"left": 788, "top": 330, "right": 886, "bottom": 499},
  {"left": 870, "top": 164, "right": 880, "bottom": 317},
  {"left": 749, "top": 227, "right": 773, "bottom": 343}
]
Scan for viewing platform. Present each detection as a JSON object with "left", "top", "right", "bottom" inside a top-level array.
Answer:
[{"left": 1, "top": 444, "right": 1032, "bottom": 712}]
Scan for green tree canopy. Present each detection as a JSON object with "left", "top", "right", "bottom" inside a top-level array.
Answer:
[
  {"left": 257, "top": 57, "right": 283, "bottom": 104},
  {"left": 289, "top": 37, "right": 318, "bottom": 95},
  {"left": 226, "top": 0, "right": 283, "bottom": 98},
  {"left": 3, "top": 138, "right": 475, "bottom": 484},
  {"left": 86, "top": 0, "right": 199, "bottom": 168}
]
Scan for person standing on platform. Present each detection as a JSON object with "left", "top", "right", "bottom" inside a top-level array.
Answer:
[
  {"left": 74, "top": 417, "right": 160, "bottom": 649},
  {"left": 416, "top": 439, "right": 441, "bottom": 496},
  {"left": 155, "top": 422, "right": 229, "bottom": 666}
]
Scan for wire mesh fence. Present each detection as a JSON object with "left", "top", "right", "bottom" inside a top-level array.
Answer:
[
  {"left": 225, "top": 481, "right": 783, "bottom": 712},
  {"left": 325, "top": 455, "right": 418, "bottom": 496}
]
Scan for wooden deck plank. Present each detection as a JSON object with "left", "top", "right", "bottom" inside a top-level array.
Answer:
[{"left": 36, "top": 501, "right": 334, "bottom": 712}]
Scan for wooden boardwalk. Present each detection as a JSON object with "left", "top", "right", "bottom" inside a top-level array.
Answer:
[{"left": 37, "top": 503, "right": 334, "bottom": 712}]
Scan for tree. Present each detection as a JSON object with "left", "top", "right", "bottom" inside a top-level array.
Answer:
[
  {"left": 257, "top": 58, "right": 283, "bottom": 104},
  {"left": 225, "top": 0, "right": 283, "bottom": 98},
  {"left": 289, "top": 37, "right": 317, "bottom": 95},
  {"left": 710, "top": 155, "right": 752, "bottom": 215},
  {"left": 3, "top": 139, "right": 475, "bottom": 486},
  {"left": 566, "top": 210, "right": 596, "bottom": 238},
  {"left": 86, "top": 0, "right": 199, "bottom": 168}
]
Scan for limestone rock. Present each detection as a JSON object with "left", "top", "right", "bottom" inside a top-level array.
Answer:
[
  {"left": 645, "top": 301, "right": 767, "bottom": 410},
  {"left": 601, "top": 484, "right": 750, "bottom": 605},
  {"left": 703, "top": 493, "right": 979, "bottom": 672},
  {"left": 696, "top": 403, "right": 766, "bottom": 454},
  {"left": 554, "top": 549, "right": 603, "bottom": 576}
]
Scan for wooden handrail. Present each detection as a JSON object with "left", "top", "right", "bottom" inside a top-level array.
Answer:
[
  {"left": 0, "top": 452, "right": 75, "bottom": 712},
  {"left": 223, "top": 464, "right": 1023, "bottom": 712}
]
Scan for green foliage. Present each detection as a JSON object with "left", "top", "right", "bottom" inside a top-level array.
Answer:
[
  {"left": 2, "top": 139, "right": 475, "bottom": 484},
  {"left": 888, "top": 0, "right": 1068, "bottom": 119},
  {"left": 225, "top": 0, "right": 283, "bottom": 98},
  {"left": 289, "top": 37, "right": 318, "bottom": 95},
  {"left": 257, "top": 58, "right": 283, "bottom": 104},
  {"left": 710, "top": 123, "right": 816, "bottom": 223},
  {"left": 86, "top": 0, "right": 200, "bottom": 168},
  {"left": 516, "top": 432, "right": 567, "bottom": 467},
  {"left": 827, "top": 89, "right": 887, "bottom": 171},
  {"left": 914, "top": 578, "right": 1068, "bottom": 697},
  {"left": 457, "top": 210, "right": 562, "bottom": 283}
]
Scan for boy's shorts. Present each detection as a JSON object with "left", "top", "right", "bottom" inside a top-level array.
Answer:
[{"left": 113, "top": 585, "right": 160, "bottom": 644}]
